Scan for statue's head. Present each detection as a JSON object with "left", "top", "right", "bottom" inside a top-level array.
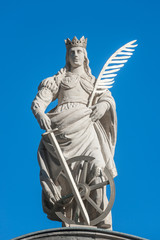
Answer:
[
  {"left": 68, "top": 47, "right": 85, "bottom": 68},
  {"left": 64, "top": 36, "right": 92, "bottom": 77}
]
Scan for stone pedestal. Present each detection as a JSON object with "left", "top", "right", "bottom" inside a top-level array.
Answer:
[{"left": 12, "top": 227, "right": 148, "bottom": 240}]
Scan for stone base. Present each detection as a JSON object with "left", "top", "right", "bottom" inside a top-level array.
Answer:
[{"left": 12, "top": 227, "right": 148, "bottom": 240}]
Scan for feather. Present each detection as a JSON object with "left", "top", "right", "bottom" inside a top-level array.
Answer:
[
  {"left": 99, "top": 78, "right": 115, "bottom": 83},
  {"left": 113, "top": 56, "right": 131, "bottom": 59},
  {"left": 105, "top": 64, "right": 124, "bottom": 69},
  {"left": 88, "top": 40, "right": 138, "bottom": 107},
  {"left": 101, "top": 74, "right": 117, "bottom": 77},
  {"left": 117, "top": 51, "right": 133, "bottom": 55},
  {"left": 103, "top": 69, "right": 121, "bottom": 74}
]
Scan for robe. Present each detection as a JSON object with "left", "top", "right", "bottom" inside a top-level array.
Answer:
[{"left": 31, "top": 71, "right": 117, "bottom": 227}]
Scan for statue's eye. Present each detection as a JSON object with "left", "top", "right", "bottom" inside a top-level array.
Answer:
[{"left": 78, "top": 50, "right": 82, "bottom": 54}]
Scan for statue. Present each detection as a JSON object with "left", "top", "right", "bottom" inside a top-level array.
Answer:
[{"left": 31, "top": 36, "right": 137, "bottom": 229}]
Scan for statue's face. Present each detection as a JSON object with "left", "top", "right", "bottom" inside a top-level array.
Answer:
[{"left": 69, "top": 47, "right": 84, "bottom": 68}]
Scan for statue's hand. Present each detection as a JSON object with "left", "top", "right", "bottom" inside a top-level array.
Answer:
[
  {"left": 90, "top": 102, "right": 110, "bottom": 122},
  {"left": 36, "top": 112, "right": 51, "bottom": 130}
]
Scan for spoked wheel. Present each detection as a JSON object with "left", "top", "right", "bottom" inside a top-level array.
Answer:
[{"left": 54, "top": 156, "right": 115, "bottom": 226}]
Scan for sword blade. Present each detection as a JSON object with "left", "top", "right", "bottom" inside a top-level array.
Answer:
[{"left": 47, "top": 131, "right": 90, "bottom": 225}]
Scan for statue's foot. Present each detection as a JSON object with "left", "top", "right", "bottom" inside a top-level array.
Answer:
[{"left": 97, "top": 223, "right": 112, "bottom": 230}]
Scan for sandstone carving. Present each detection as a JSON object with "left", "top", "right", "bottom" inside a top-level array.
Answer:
[{"left": 31, "top": 36, "right": 137, "bottom": 229}]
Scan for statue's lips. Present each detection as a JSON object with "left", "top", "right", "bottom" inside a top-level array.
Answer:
[{"left": 73, "top": 58, "right": 79, "bottom": 62}]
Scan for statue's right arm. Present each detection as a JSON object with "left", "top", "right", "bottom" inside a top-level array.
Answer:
[{"left": 31, "top": 76, "right": 60, "bottom": 130}]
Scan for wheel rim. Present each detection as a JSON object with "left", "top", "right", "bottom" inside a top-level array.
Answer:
[{"left": 55, "top": 157, "right": 115, "bottom": 226}]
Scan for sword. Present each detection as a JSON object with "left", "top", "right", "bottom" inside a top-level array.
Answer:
[{"left": 43, "top": 129, "right": 90, "bottom": 225}]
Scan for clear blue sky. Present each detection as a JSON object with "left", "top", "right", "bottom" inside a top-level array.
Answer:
[{"left": 0, "top": 1, "right": 159, "bottom": 239}]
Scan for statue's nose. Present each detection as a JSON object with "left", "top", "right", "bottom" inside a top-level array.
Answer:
[{"left": 74, "top": 51, "right": 78, "bottom": 57}]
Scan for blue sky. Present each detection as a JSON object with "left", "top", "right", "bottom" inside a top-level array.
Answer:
[{"left": 0, "top": 0, "right": 159, "bottom": 239}]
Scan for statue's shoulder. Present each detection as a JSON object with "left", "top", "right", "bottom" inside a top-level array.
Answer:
[{"left": 38, "top": 68, "right": 66, "bottom": 92}]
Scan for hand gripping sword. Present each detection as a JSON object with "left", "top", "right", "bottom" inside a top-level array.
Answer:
[{"left": 43, "top": 129, "right": 90, "bottom": 225}]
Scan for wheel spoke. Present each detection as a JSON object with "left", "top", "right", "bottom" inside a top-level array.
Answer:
[
  {"left": 73, "top": 205, "right": 80, "bottom": 223},
  {"left": 80, "top": 161, "right": 88, "bottom": 184},
  {"left": 60, "top": 171, "right": 67, "bottom": 179},
  {"left": 86, "top": 196, "right": 103, "bottom": 214},
  {"left": 90, "top": 180, "right": 109, "bottom": 191}
]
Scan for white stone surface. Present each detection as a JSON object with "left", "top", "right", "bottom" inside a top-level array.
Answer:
[{"left": 31, "top": 36, "right": 136, "bottom": 228}]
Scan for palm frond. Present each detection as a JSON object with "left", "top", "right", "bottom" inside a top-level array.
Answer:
[{"left": 88, "top": 40, "right": 138, "bottom": 106}]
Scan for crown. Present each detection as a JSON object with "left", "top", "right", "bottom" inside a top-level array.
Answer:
[{"left": 65, "top": 36, "right": 87, "bottom": 50}]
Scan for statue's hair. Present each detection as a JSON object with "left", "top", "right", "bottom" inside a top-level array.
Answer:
[{"left": 56, "top": 48, "right": 94, "bottom": 80}]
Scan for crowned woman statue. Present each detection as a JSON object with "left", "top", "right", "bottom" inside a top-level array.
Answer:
[{"left": 31, "top": 36, "right": 117, "bottom": 229}]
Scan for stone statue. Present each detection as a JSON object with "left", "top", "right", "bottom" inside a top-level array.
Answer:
[{"left": 31, "top": 36, "right": 137, "bottom": 229}]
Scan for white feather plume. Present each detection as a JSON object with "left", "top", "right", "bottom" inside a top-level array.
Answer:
[{"left": 88, "top": 40, "right": 138, "bottom": 107}]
